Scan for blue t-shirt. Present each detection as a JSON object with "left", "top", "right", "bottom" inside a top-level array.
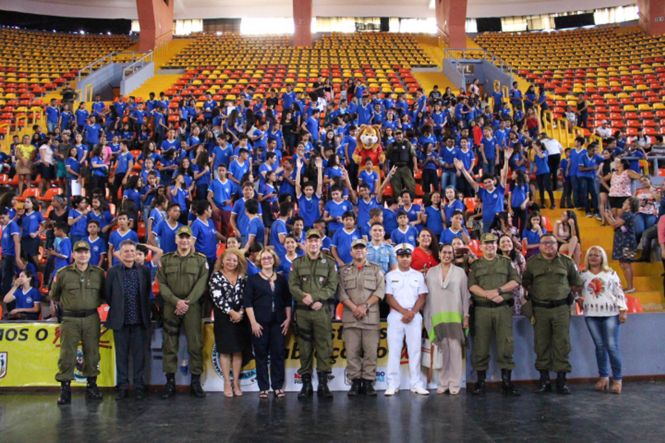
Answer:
[
  {"left": 84, "top": 123, "right": 101, "bottom": 145},
  {"left": 511, "top": 183, "right": 529, "bottom": 208},
  {"left": 1, "top": 221, "right": 20, "bottom": 256},
  {"left": 356, "top": 197, "right": 380, "bottom": 231},
  {"left": 54, "top": 237, "right": 72, "bottom": 273},
  {"left": 152, "top": 220, "right": 182, "bottom": 254},
  {"left": 481, "top": 136, "right": 498, "bottom": 161},
  {"left": 21, "top": 210, "right": 43, "bottom": 238},
  {"left": 390, "top": 226, "right": 418, "bottom": 246},
  {"left": 85, "top": 236, "right": 107, "bottom": 267},
  {"left": 359, "top": 170, "right": 379, "bottom": 193},
  {"left": 13, "top": 287, "right": 41, "bottom": 312},
  {"left": 534, "top": 154, "right": 550, "bottom": 176},
  {"left": 269, "top": 218, "right": 288, "bottom": 259},
  {"left": 245, "top": 217, "right": 265, "bottom": 248},
  {"left": 232, "top": 198, "right": 263, "bottom": 240},
  {"left": 567, "top": 149, "right": 586, "bottom": 178},
  {"left": 383, "top": 208, "right": 398, "bottom": 236},
  {"left": 424, "top": 206, "right": 444, "bottom": 237},
  {"left": 324, "top": 199, "right": 353, "bottom": 235},
  {"left": 523, "top": 228, "right": 542, "bottom": 246},
  {"left": 440, "top": 227, "right": 469, "bottom": 245},
  {"left": 115, "top": 151, "right": 133, "bottom": 175},
  {"left": 68, "top": 209, "right": 88, "bottom": 237},
  {"left": 191, "top": 218, "right": 218, "bottom": 259},
  {"left": 209, "top": 178, "right": 233, "bottom": 211},
  {"left": 443, "top": 200, "right": 465, "bottom": 223},
  {"left": 298, "top": 195, "right": 321, "bottom": 229},
  {"left": 478, "top": 185, "right": 505, "bottom": 227},
  {"left": 332, "top": 228, "right": 362, "bottom": 264}
]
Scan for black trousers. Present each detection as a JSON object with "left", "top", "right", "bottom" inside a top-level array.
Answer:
[
  {"left": 113, "top": 324, "right": 148, "bottom": 389},
  {"left": 1, "top": 256, "right": 16, "bottom": 300},
  {"left": 252, "top": 314, "right": 286, "bottom": 391},
  {"left": 548, "top": 154, "right": 561, "bottom": 190}
]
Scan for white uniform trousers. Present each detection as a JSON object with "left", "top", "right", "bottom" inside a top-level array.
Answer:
[{"left": 386, "top": 310, "right": 424, "bottom": 390}]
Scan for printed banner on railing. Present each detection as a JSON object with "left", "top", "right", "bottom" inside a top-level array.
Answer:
[{"left": 0, "top": 322, "right": 115, "bottom": 387}]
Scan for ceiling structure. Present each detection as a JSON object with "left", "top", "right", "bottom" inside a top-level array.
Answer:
[{"left": 0, "top": 0, "right": 635, "bottom": 20}]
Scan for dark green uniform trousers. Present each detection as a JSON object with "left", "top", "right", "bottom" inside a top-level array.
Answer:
[
  {"left": 533, "top": 305, "right": 572, "bottom": 372},
  {"left": 296, "top": 308, "right": 332, "bottom": 375},
  {"left": 162, "top": 301, "right": 203, "bottom": 375},
  {"left": 472, "top": 305, "right": 514, "bottom": 370},
  {"left": 389, "top": 166, "right": 416, "bottom": 197},
  {"left": 56, "top": 314, "right": 100, "bottom": 382}
]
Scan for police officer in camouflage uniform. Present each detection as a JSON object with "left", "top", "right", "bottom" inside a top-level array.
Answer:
[
  {"left": 468, "top": 233, "right": 521, "bottom": 396},
  {"left": 157, "top": 226, "right": 209, "bottom": 399},
  {"left": 50, "top": 240, "right": 105, "bottom": 405},
  {"left": 338, "top": 238, "right": 385, "bottom": 397},
  {"left": 523, "top": 233, "right": 583, "bottom": 395},
  {"left": 288, "top": 229, "right": 339, "bottom": 399}
]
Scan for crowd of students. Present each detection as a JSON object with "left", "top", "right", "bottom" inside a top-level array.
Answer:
[{"left": 1, "top": 76, "right": 663, "bottom": 322}]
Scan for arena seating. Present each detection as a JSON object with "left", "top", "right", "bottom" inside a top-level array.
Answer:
[
  {"left": 160, "top": 33, "right": 435, "bottom": 112},
  {"left": 474, "top": 25, "right": 665, "bottom": 136},
  {"left": 0, "top": 28, "right": 133, "bottom": 134}
]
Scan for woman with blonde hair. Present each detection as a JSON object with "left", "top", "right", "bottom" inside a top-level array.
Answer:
[
  {"left": 578, "top": 245, "right": 627, "bottom": 394},
  {"left": 244, "top": 248, "right": 292, "bottom": 399},
  {"left": 209, "top": 248, "right": 251, "bottom": 397}
]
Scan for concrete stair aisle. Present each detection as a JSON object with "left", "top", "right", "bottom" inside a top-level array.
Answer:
[{"left": 539, "top": 201, "right": 664, "bottom": 312}]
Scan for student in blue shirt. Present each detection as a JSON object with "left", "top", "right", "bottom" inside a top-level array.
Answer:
[
  {"left": 51, "top": 222, "right": 72, "bottom": 279},
  {"left": 230, "top": 183, "right": 263, "bottom": 245},
  {"left": 75, "top": 102, "right": 89, "bottom": 130},
  {"left": 423, "top": 191, "right": 445, "bottom": 239},
  {"left": 567, "top": 136, "right": 587, "bottom": 209},
  {"left": 0, "top": 209, "right": 23, "bottom": 299},
  {"left": 241, "top": 199, "right": 265, "bottom": 253},
  {"left": 303, "top": 109, "right": 321, "bottom": 145},
  {"left": 480, "top": 126, "right": 500, "bottom": 176},
  {"left": 277, "top": 235, "right": 303, "bottom": 278},
  {"left": 3, "top": 270, "right": 41, "bottom": 320},
  {"left": 390, "top": 211, "right": 418, "bottom": 246},
  {"left": 83, "top": 116, "right": 101, "bottom": 147},
  {"left": 522, "top": 213, "right": 546, "bottom": 259},
  {"left": 533, "top": 141, "right": 555, "bottom": 209},
  {"left": 68, "top": 196, "right": 90, "bottom": 244},
  {"left": 269, "top": 202, "right": 292, "bottom": 260},
  {"left": 295, "top": 157, "right": 323, "bottom": 229},
  {"left": 579, "top": 143, "right": 603, "bottom": 217},
  {"left": 399, "top": 190, "right": 423, "bottom": 231},
  {"left": 208, "top": 164, "right": 234, "bottom": 233},
  {"left": 85, "top": 220, "right": 107, "bottom": 267},
  {"left": 150, "top": 203, "right": 182, "bottom": 254},
  {"left": 442, "top": 186, "right": 465, "bottom": 224},
  {"left": 108, "top": 212, "right": 139, "bottom": 268},
  {"left": 510, "top": 171, "right": 531, "bottom": 236},
  {"left": 323, "top": 185, "right": 353, "bottom": 237},
  {"left": 439, "top": 211, "right": 471, "bottom": 245},
  {"left": 191, "top": 201, "right": 220, "bottom": 269},
  {"left": 45, "top": 99, "right": 60, "bottom": 133},
  {"left": 211, "top": 136, "right": 233, "bottom": 171},
  {"left": 358, "top": 160, "right": 380, "bottom": 194},
  {"left": 559, "top": 148, "right": 573, "bottom": 209},
  {"left": 228, "top": 148, "right": 251, "bottom": 196},
  {"left": 331, "top": 211, "right": 362, "bottom": 266},
  {"left": 457, "top": 148, "right": 511, "bottom": 233},
  {"left": 192, "top": 150, "right": 212, "bottom": 201},
  {"left": 21, "top": 197, "right": 43, "bottom": 267}
]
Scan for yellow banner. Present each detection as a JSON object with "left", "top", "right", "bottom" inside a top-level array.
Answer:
[{"left": 0, "top": 322, "right": 116, "bottom": 387}]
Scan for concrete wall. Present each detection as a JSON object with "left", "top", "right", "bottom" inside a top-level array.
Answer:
[
  {"left": 444, "top": 58, "right": 514, "bottom": 94},
  {"left": 120, "top": 61, "right": 154, "bottom": 96},
  {"left": 77, "top": 63, "right": 126, "bottom": 100}
]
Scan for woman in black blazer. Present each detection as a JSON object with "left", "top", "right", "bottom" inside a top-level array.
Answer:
[{"left": 244, "top": 248, "right": 292, "bottom": 398}]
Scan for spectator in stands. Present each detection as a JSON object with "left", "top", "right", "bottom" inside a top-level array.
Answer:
[
  {"left": 595, "top": 121, "right": 612, "bottom": 140},
  {"left": 554, "top": 210, "right": 581, "bottom": 266},
  {"left": 605, "top": 197, "right": 639, "bottom": 293},
  {"left": 15, "top": 134, "right": 35, "bottom": 195},
  {"left": 3, "top": 270, "right": 40, "bottom": 320},
  {"left": 411, "top": 228, "right": 440, "bottom": 273},
  {"left": 576, "top": 93, "right": 589, "bottom": 128},
  {"left": 579, "top": 246, "right": 627, "bottom": 395},
  {"left": 603, "top": 158, "right": 642, "bottom": 217},
  {"left": 532, "top": 141, "right": 555, "bottom": 209},
  {"left": 498, "top": 234, "right": 526, "bottom": 315}
]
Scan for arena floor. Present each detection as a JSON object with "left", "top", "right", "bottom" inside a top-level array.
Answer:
[{"left": 1, "top": 381, "right": 664, "bottom": 442}]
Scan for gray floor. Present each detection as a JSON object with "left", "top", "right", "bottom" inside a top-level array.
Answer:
[{"left": 1, "top": 381, "right": 664, "bottom": 442}]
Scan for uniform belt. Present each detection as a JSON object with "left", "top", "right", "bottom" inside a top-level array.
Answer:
[
  {"left": 531, "top": 298, "right": 569, "bottom": 308},
  {"left": 62, "top": 309, "right": 98, "bottom": 318},
  {"left": 474, "top": 299, "right": 514, "bottom": 308}
]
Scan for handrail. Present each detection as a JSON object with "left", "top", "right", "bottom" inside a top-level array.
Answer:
[
  {"left": 122, "top": 51, "right": 154, "bottom": 81},
  {"left": 76, "top": 50, "right": 146, "bottom": 84},
  {"left": 444, "top": 47, "right": 514, "bottom": 77}
]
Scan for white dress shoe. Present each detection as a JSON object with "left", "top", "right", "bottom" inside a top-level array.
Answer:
[
  {"left": 384, "top": 388, "right": 397, "bottom": 396},
  {"left": 411, "top": 387, "right": 430, "bottom": 395}
]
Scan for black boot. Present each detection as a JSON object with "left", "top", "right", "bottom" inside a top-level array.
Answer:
[
  {"left": 161, "top": 373, "right": 176, "bottom": 399},
  {"left": 190, "top": 374, "right": 206, "bottom": 398},
  {"left": 501, "top": 369, "right": 520, "bottom": 396},
  {"left": 86, "top": 377, "right": 103, "bottom": 400},
  {"left": 298, "top": 373, "right": 313, "bottom": 399},
  {"left": 363, "top": 379, "right": 377, "bottom": 397},
  {"left": 472, "top": 371, "right": 486, "bottom": 396},
  {"left": 57, "top": 381, "right": 71, "bottom": 405},
  {"left": 115, "top": 386, "right": 129, "bottom": 401},
  {"left": 556, "top": 371, "right": 571, "bottom": 395},
  {"left": 317, "top": 372, "right": 333, "bottom": 399},
  {"left": 535, "top": 370, "right": 552, "bottom": 393},
  {"left": 347, "top": 379, "right": 362, "bottom": 397}
]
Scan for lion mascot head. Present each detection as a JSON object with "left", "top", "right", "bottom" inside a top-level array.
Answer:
[{"left": 352, "top": 124, "right": 385, "bottom": 168}]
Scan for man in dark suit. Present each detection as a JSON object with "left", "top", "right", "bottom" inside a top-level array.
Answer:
[{"left": 105, "top": 240, "right": 152, "bottom": 400}]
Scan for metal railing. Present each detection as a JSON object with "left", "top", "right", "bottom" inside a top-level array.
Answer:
[
  {"left": 122, "top": 50, "right": 154, "bottom": 81},
  {"left": 76, "top": 50, "right": 145, "bottom": 84}
]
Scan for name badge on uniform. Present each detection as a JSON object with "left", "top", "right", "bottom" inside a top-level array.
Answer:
[{"left": 319, "top": 277, "right": 325, "bottom": 284}]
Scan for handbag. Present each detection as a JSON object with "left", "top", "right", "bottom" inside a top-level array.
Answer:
[{"left": 421, "top": 338, "right": 443, "bottom": 370}]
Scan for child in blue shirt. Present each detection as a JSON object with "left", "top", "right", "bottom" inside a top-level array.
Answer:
[{"left": 390, "top": 211, "right": 418, "bottom": 246}]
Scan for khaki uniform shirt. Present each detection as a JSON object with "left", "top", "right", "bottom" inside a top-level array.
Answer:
[
  {"left": 338, "top": 261, "right": 385, "bottom": 328},
  {"left": 50, "top": 264, "right": 105, "bottom": 311},
  {"left": 523, "top": 253, "right": 583, "bottom": 302}
]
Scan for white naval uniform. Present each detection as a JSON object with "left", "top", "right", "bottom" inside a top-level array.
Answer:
[{"left": 385, "top": 267, "right": 428, "bottom": 390}]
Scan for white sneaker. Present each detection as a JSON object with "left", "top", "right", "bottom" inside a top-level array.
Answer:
[
  {"left": 384, "top": 388, "right": 397, "bottom": 396},
  {"left": 449, "top": 387, "right": 460, "bottom": 395},
  {"left": 411, "top": 387, "right": 430, "bottom": 395}
]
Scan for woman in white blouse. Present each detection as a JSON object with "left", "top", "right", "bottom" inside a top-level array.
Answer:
[{"left": 578, "top": 246, "right": 628, "bottom": 394}]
